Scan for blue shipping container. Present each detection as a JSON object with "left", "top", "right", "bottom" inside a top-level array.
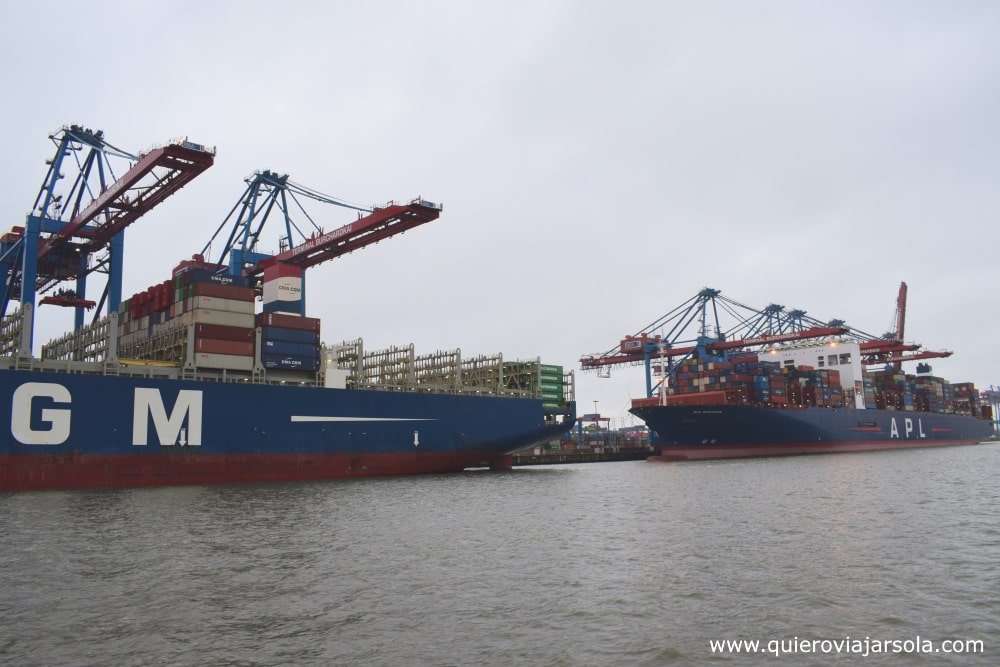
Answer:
[
  {"left": 262, "top": 339, "right": 319, "bottom": 357},
  {"left": 262, "top": 355, "right": 320, "bottom": 371},
  {"left": 261, "top": 326, "right": 320, "bottom": 345},
  {"left": 180, "top": 269, "right": 248, "bottom": 287},
  {"left": 262, "top": 300, "right": 304, "bottom": 316}
]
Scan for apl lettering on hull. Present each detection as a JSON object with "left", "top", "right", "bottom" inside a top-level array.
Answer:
[
  {"left": 11, "top": 382, "right": 203, "bottom": 447},
  {"left": 889, "top": 416, "right": 927, "bottom": 439}
]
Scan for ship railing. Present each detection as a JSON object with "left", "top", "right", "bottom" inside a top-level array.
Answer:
[
  {"left": 41, "top": 315, "right": 112, "bottom": 363},
  {"left": 0, "top": 307, "right": 24, "bottom": 359}
]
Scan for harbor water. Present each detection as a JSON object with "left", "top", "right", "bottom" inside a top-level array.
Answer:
[{"left": 2, "top": 444, "right": 998, "bottom": 665}]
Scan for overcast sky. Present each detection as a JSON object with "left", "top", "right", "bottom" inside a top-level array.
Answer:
[{"left": 1, "top": 1, "right": 998, "bottom": 420}]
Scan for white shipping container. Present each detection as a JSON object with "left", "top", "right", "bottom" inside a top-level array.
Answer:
[
  {"left": 193, "top": 352, "right": 254, "bottom": 371},
  {"left": 190, "top": 296, "right": 254, "bottom": 315},
  {"left": 176, "top": 310, "right": 255, "bottom": 328}
]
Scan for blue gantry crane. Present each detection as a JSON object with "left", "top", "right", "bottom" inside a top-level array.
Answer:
[
  {"left": 197, "top": 169, "right": 442, "bottom": 312},
  {"left": 1, "top": 125, "right": 214, "bottom": 354},
  {"left": 579, "top": 285, "right": 950, "bottom": 398}
]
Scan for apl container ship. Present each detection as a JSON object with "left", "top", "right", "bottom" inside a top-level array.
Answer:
[
  {"left": 630, "top": 343, "right": 994, "bottom": 461},
  {"left": 0, "top": 127, "right": 574, "bottom": 492},
  {"left": 583, "top": 286, "right": 996, "bottom": 462}
]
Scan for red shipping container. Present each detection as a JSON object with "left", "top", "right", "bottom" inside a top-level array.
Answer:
[
  {"left": 665, "top": 390, "right": 728, "bottom": 406},
  {"left": 255, "top": 312, "right": 320, "bottom": 332},
  {"left": 194, "top": 338, "right": 254, "bottom": 356},
  {"left": 195, "top": 323, "right": 255, "bottom": 342},
  {"left": 193, "top": 282, "right": 256, "bottom": 302},
  {"left": 262, "top": 262, "right": 305, "bottom": 281}
]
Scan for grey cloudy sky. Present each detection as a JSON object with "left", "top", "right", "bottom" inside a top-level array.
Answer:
[{"left": 1, "top": 1, "right": 998, "bottom": 419}]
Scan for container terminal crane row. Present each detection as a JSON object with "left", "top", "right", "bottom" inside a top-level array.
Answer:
[
  {"left": 0, "top": 124, "right": 214, "bottom": 356},
  {"left": 580, "top": 284, "right": 951, "bottom": 398}
]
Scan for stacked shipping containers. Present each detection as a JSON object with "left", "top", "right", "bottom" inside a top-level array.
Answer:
[
  {"left": 119, "top": 258, "right": 258, "bottom": 371},
  {"left": 256, "top": 312, "right": 321, "bottom": 371},
  {"left": 255, "top": 261, "right": 321, "bottom": 371},
  {"left": 539, "top": 365, "right": 564, "bottom": 410},
  {"left": 173, "top": 260, "right": 256, "bottom": 370},
  {"left": 868, "top": 371, "right": 982, "bottom": 416},
  {"left": 660, "top": 352, "right": 845, "bottom": 408},
  {"left": 648, "top": 352, "right": 983, "bottom": 417}
]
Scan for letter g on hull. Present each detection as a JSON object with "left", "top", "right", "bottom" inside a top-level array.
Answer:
[{"left": 11, "top": 382, "right": 72, "bottom": 445}]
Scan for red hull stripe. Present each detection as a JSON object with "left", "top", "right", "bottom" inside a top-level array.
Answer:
[
  {"left": 0, "top": 452, "right": 514, "bottom": 492},
  {"left": 649, "top": 439, "right": 987, "bottom": 462}
]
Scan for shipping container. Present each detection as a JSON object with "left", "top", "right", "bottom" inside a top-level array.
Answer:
[
  {"left": 261, "top": 354, "right": 320, "bottom": 371},
  {"left": 177, "top": 310, "right": 256, "bottom": 328},
  {"left": 194, "top": 338, "right": 254, "bottom": 356},
  {"left": 665, "top": 390, "right": 728, "bottom": 406},
  {"left": 256, "top": 312, "right": 321, "bottom": 332},
  {"left": 262, "top": 339, "right": 319, "bottom": 357},
  {"left": 194, "top": 323, "right": 255, "bottom": 342},
  {"left": 261, "top": 326, "right": 320, "bottom": 345},
  {"left": 193, "top": 352, "right": 254, "bottom": 371},
  {"left": 189, "top": 296, "right": 254, "bottom": 315},
  {"left": 192, "top": 282, "right": 255, "bottom": 302}
]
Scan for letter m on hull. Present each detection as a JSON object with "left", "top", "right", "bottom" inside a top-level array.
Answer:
[{"left": 132, "top": 389, "right": 203, "bottom": 447}]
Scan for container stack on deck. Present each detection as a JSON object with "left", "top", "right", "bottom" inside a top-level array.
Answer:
[
  {"left": 633, "top": 350, "right": 987, "bottom": 419},
  {"left": 950, "top": 382, "right": 984, "bottom": 417},
  {"left": 112, "top": 256, "right": 321, "bottom": 377},
  {"left": 175, "top": 261, "right": 256, "bottom": 371},
  {"left": 868, "top": 370, "right": 982, "bottom": 416},
  {"left": 660, "top": 352, "right": 844, "bottom": 408},
  {"left": 118, "top": 257, "right": 257, "bottom": 371},
  {"left": 255, "top": 261, "right": 321, "bottom": 371},
  {"left": 257, "top": 312, "right": 321, "bottom": 371},
  {"left": 540, "top": 364, "right": 565, "bottom": 411}
]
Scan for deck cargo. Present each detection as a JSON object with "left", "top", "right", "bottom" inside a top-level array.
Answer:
[{"left": 632, "top": 345, "right": 992, "bottom": 460}]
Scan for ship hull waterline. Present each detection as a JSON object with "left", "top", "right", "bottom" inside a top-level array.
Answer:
[
  {"left": 631, "top": 404, "right": 994, "bottom": 463},
  {"left": 0, "top": 370, "right": 575, "bottom": 492}
]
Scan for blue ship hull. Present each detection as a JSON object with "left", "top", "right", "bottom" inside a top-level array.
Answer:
[
  {"left": 0, "top": 370, "right": 575, "bottom": 491},
  {"left": 631, "top": 404, "right": 994, "bottom": 461}
]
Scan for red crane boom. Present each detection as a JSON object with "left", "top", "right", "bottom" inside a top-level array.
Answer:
[
  {"left": 860, "top": 341, "right": 920, "bottom": 354},
  {"left": 581, "top": 326, "right": 848, "bottom": 369},
  {"left": 253, "top": 199, "right": 442, "bottom": 274},
  {"left": 864, "top": 350, "right": 952, "bottom": 365},
  {"left": 39, "top": 142, "right": 214, "bottom": 257},
  {"left": 895, "top": 281, "right": 907, "bottom": 342}
]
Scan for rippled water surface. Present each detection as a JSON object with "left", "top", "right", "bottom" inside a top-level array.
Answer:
[{"left": 2, "top": 444, "right": 999, "bottom": 666}]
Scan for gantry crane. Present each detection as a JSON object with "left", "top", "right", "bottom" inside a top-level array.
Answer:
[
  {"left": 580, "top": 288, "right": 850, "bottom": 397},
  {"left": 2, "top": 124, "right": 213, "bottom": 353},
  {"left": 197, "top": 170, "right": 442, "bottom": 310},
  {"left": 580, "top": 284, "right": 952, "bottom": 398}
]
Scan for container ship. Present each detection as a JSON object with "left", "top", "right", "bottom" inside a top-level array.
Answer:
[
  {"left": 0, "top": 126, "right": 574, "bottom": 492},
  {"left": 582, "top": 286, "right": 996, "bottom": 462}
]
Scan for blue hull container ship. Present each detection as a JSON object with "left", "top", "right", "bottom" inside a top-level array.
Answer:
[
  {"left": 582, "top": 286, "right": 996, "bottom": 462},
  {"left": 632, "top": 404, "right": 992, "bottom": 461},
  {"left": 0, "top": 125, "right": 574, "bottom": 491}
]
